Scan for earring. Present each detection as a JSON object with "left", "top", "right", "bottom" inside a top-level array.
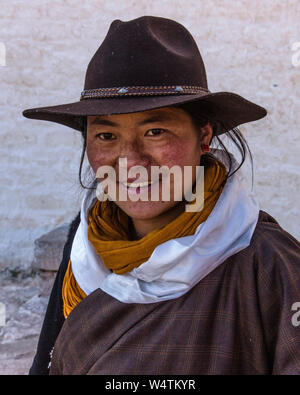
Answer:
[{"left": 202, "top": 144, "right": 210, "bottom": 153}]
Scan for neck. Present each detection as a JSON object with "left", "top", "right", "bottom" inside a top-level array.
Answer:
[{"left": 130, "top": 201, "right": 186, "bottom": 240}]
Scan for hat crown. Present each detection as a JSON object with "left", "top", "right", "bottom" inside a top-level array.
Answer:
[{"left": 84, "top": 16, "right": 208, "bottom": 90}]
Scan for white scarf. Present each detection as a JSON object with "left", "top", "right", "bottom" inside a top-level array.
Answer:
[{"left": 70, "top": 149, "right": 260, "bottom": 303}]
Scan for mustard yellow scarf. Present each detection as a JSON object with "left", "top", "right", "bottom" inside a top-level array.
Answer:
[{"left": 62, "top": 156, "right": 227, "bottom": 318}]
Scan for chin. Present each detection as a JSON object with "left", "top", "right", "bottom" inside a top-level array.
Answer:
[{"left": 115, "top": 200, "right": 178, "bottom": 220}]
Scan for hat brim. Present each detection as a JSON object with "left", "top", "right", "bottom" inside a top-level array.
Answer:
[{"left": 22, "top": 91, "right": 267, "bottom": 135}]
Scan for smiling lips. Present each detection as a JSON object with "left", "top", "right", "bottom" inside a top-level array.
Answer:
[
  {"left": 122, "top": 180, "right": 155, "bottom": 188},
  {"left": 118, "top": 175, "right": 162, "bottom": 189}
]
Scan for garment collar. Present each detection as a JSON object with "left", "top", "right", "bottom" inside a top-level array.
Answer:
[{"left": 71, "top": 149, "right": 260, "bottom": 303}]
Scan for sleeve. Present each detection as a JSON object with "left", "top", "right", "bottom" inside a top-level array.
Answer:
[
  {"left": 255, "top": 220, "right": 300, "bottom": 374},
  {"left": 28, "top": 212, "right": 81, "bottom": 375}
]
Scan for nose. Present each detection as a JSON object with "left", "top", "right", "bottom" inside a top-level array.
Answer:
[
  {"left": 118, "top": 139, "right": 150, "bottom": 167},
  {"left": 117, "top": 140, "right": 151, "bottom": 180}
]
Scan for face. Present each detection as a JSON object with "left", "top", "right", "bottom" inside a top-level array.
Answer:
[{"left": 86, "top": 106, "right": 212, "bottom": 223}]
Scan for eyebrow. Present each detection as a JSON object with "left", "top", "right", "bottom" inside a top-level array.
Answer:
[{"left": 90, "top": 113, "right": 175, "bottom": 127}]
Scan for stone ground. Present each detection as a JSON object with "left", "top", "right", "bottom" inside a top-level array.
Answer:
[{"left": 0, "top": 271, "right": 53, "bottom": 375}]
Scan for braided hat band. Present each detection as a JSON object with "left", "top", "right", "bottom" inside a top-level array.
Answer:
[{"left": 80, "top": 85, "right": 210, "bottom": 100}]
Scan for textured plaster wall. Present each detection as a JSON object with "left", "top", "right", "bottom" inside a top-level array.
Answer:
[{"left": 0, "top": 0, "right": 299, "bottom": 271}]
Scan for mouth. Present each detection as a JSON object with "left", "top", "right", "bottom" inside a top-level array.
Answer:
[
  {"left": 122, "top": 180, "right": 155, "bottom": 188},
  {"left": 118, "top": 176, "right": 161, "bottom": 195}
]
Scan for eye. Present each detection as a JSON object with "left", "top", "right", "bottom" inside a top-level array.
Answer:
[
  {"left": 146, "top": 128, "right": 166, "bottom": 136},
  {"left": 95, "top": 132, "right": 116, "bottom": 140}
]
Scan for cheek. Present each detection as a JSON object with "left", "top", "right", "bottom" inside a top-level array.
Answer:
[
  {"left": 159, "top": 140, "right": 201, "bottom": 168},
  {"left": 159, "top": 140, "right": 201, "bottom": 192},
  {"left": 86, "top": 143, "right": 114, "bottom": 173}
]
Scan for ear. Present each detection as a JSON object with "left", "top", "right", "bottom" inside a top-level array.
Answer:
[{"left": 199, "top": 122, "right": 213, "bottom": 145}]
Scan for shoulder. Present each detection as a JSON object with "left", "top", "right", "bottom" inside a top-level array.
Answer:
[
  {"left": 60, "top": 212, "right": 81, "bottom": 266},
  {"left": 252, "top": 209, "right": 299, "bottom": 246},
  {"left": 234, "top": 209, "right": 300, "bottom": 263},
  {"left": 233, "top": 209, "right": 300, "bottom": 301},
  {"left": 223, "top": 209, "right": 300, "bottom": 297},
  {"left": 244, "top": 212, "right": 300, "bottom": 373},
  {"left": 29, "top": 211, "right": 81, "bottom": 375},
  {"left": 249, "top": 209, "right": 300, "bottom": 270},
  {"left": 67, "top": 212, "right": 81, "bottom": 243}
]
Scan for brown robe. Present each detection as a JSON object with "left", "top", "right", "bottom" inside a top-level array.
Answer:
[{"left": 49, "top": 211, "right": 300, "bottom": 375}]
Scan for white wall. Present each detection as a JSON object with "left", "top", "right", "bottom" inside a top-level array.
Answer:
[{"left": 0, "top": 0, "right": 299, "bottom": 271}]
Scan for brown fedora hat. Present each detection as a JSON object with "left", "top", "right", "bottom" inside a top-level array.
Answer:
[{"left": 22, "top": 16, "right": 267, "bottom": 135}]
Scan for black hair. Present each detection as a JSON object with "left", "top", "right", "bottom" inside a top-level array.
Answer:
[
  {"left": 78, "top": 116, "right": 88, "bottom": 189},
  {"left": 78, "top": 105, "right": 254, "bottom": 189},
  {"left": 173, "top": 101, "right": 254, "bottom": 187}
]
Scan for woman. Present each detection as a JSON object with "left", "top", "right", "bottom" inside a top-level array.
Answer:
[{"left": 23, "top": 16, "right": 300, "bottom": 375}]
